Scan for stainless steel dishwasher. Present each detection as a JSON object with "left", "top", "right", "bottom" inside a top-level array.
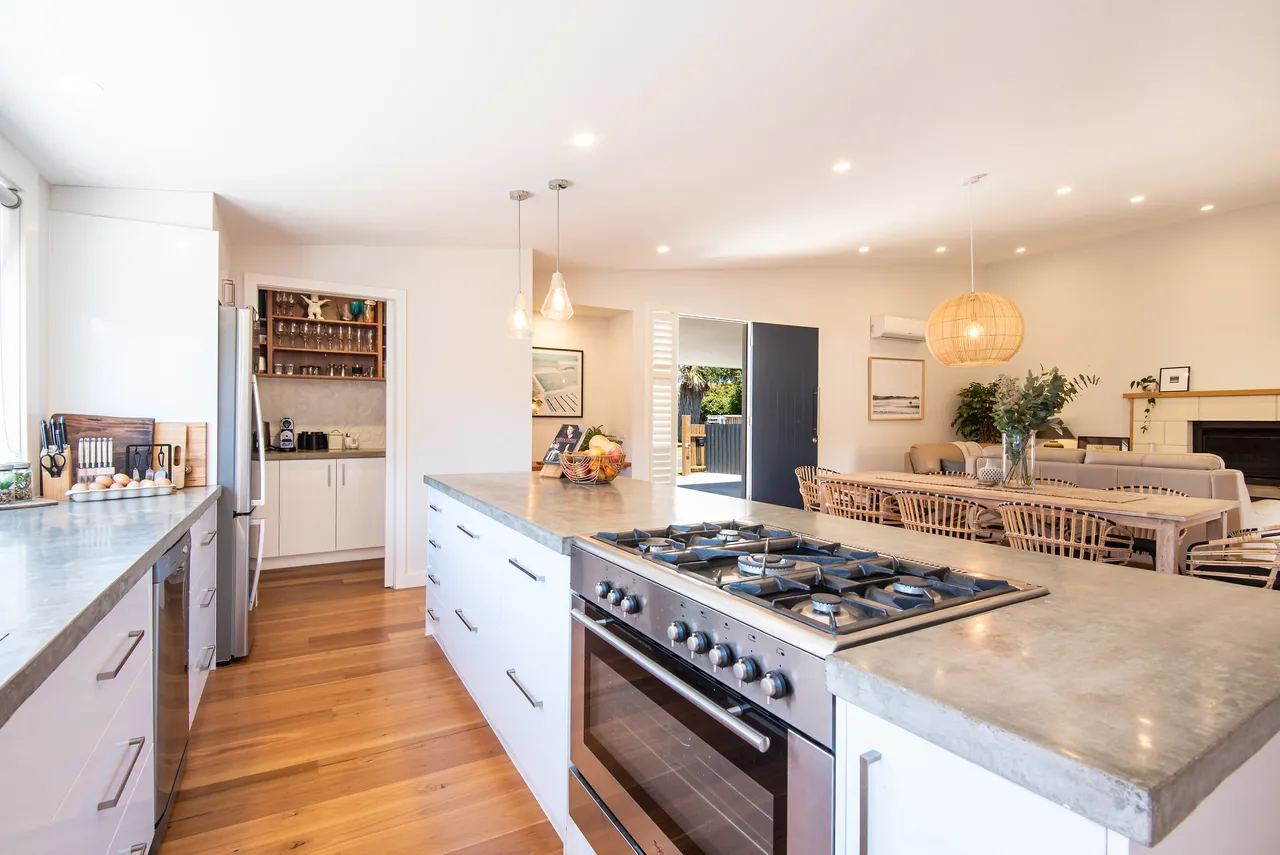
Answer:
[{"left": 154, "top": 531, "right": 191, "bottom": 843}]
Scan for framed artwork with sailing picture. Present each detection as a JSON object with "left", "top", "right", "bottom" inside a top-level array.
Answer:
[
  {"left": 868, "top": 357, "right": 925, "bottom": 421},
  {"left": 533, "top": 347, "right": 584, "bottom": 418}
]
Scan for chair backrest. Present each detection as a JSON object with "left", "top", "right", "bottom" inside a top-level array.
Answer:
[
  {"left": 795, "top": 466, "right": 838, "bottom": 511},
  {"left": 822, "top": 481, "right": 898, "bottom": 524},
  {"left": 998, "top": 502, "right": 1134, "bottom": 563},
  {"left": 1035, "top": 477, "right": 1078, "bottom": 488},
  {"left": 895, "top": 491, "right": 982, "bottom": 540},
  {"left": 1187, "top": 533, "right": 1280, "bottom": 588}
]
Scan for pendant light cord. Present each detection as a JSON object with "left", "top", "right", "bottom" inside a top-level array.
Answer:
[
  {"left": 968, "top": 179, "right": 975, "bottom": 294},
  {"left": 516, "top": 196, "right": 521, "bottom": 296},
  {"left": 555, "top": 186, "right": 561, "bottom": 273}
]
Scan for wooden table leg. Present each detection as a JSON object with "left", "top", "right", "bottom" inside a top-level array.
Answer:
[
  {"left": 1207, "top": 512, "right": 1228, "bottom": 542},
  {"left": 1154, "top": 522, "right": 1179, "bottom": 574}
]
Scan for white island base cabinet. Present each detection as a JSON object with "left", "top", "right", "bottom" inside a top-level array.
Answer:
[
  {"left": 426, "top": 487, "right": 570, "bottom": 837},
  {"left": 836, "top": 697, "right": 1280, "bottom": 855}
]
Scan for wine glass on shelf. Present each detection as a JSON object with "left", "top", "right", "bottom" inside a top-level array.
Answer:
[
  {"left": 275, "top": 320, "right": 285, "bottom": 344},
  {"left": 287, "top": 321, "right": 299, "bottom": 348},
  {"left": 365, "top": 329, "right": 375, "bottom": 352}
]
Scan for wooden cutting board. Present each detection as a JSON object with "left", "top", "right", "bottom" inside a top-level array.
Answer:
[
  {"left": 184, "top": 423, "right": 208, "bottom": 486},
  {"left": 155, "top": 422, "right": 188, "bottom": 488},
  {"left": 52, "top": 414, "right": 155, "bottom": 477}
]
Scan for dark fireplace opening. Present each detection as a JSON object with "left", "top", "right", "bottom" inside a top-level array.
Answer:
[{"left": 1192, "top": 421, "right": 1280, "bottom": 486}]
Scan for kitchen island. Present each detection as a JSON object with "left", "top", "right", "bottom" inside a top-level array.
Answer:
[{"left": 425, "top": 473, "right": 1280, "bottom": 854}]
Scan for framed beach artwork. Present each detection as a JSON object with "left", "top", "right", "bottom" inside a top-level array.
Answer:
[
  {"left": 868, "top": 357, "right": 925, "bottom": 421},
  {"left": 532, "top": 347, "right": 584, "bottom": 418}
]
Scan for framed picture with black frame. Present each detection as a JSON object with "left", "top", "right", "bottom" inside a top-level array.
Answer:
[
  {"left": 1159, "top": 366, "right": 1191, "bottom": 393},
  {"left": 532, "top": 347, "right": 584, "bottom": 418}
]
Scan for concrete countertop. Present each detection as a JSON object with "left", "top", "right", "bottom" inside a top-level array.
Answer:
[
  {"left": 424, "top": 472, "right": 1280, "bottom": 846},
  {"left": 0, "top": 486, "right": 221, "bottom": 728},
  {"left": 261, "top": 449, "right": 385, "bottom": 461}
]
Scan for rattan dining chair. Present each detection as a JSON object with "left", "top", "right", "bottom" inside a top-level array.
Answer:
[
  {"left": 1034, "top": 477, "right": 1079, "bottom": 488},
  {"left": 1106, "top": 485, "right": 1189, "bottom": 561},
  {"left": 795, "top": 466, "right": 839, "bottom": 512},
  {"left": 895, "top": 491, "right": 986, "bottom": 540},
  {"left": 1186, "top": 531, "right": 1280, "bottom": 588},
  {"left": 821, "top": 481, "right": 902, "bottom": 525},
  {"left": 998, "top": 503, "right": 1135, "bottom": 564}
]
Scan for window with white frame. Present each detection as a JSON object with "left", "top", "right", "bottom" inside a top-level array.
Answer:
[{"left": 0, "top": 197, "right": 22, "bottom": 461}]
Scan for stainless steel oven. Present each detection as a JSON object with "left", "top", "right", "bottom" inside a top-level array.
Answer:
[{"left": 570, "top": 596, "right": 834, "bottom": 855}]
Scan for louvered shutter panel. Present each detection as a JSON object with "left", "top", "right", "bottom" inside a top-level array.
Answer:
[{"left": 649, "top": 311, "right": 678, "bottom": 483}]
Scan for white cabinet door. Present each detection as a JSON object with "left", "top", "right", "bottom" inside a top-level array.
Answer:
[
  {"left": 278, "top": 459, "right": 337, "bottom": 556},
  {"left": 189, "top": 506, "right": 218, "bottom": 722},
  {"left": 250, "top": 460, "right": 280, "bottom": 559},
  {"left": 837, "top": 699, "right": 1108, "bottom": 855},
  {"left": 336, "top": 458, "right": 386, "bottom": 550}
]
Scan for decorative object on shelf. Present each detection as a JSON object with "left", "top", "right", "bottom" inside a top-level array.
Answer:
[
  {"left": 977, "top": 465, "right": 1004, "bottom": 484},
  {"left": 338, "top": 302, "right": 353, "bottom": 321},
  {"left": 926, "top": 174, "right": 1025, "bottom": 367},
  {"left": 350, "top": 300, "right": 364, "bottom": 320},
  {"left": 541, "top": 178, "right": 575, "bottom": 321},
  {"left": 509, "top": 190, "right": 533, "bottom": 339},
  {"left": 1159, "top": 365, "right": 1191, "bottom": 393},
  {"left": 1077, "top": 435, "right": 1131, "bottom": 452},
  {"left": 538, "top": 422, "right": 584, "bottom": 479},
  {"left": 993, "top": 367, "right": 1100, "bottom": 489},
  {"left": 951, "top": 380, "right": 1000, "bottom": 442},
  {"left": 868, "top": 356, "right": 925, "bottom": 421},
  {"left": 363, "top": 300, "right": 377, "bottom": 323},
  {"left": 303, "top": 293, "right": 329, "bottom": 319},
  {"left": 532, "top": 346, "right": 584, "bottom": 418},
  {"left": 1129, "top": 374, "right": 1159, "bottom": 434}
]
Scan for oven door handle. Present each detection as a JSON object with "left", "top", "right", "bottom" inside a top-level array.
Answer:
[{"left": 571, "top": 609, "right": 772, "bottom": 754}]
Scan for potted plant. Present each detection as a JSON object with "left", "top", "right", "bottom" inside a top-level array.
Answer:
[
  {"left": 951, "top": 381, "right": 1000, "bottom": 443},
  {"left": 1130, "top": 375, "right": 1159, "bottom": 439},
  {"left": 993, "top": 368, "right": 1100, "bottom": 489}
]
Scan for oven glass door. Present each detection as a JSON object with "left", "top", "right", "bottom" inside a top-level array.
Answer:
[{"left": 574, "top": 601, "right": 791, "bottom": 855}]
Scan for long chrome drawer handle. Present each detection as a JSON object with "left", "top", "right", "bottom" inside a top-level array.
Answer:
[
  {"left": 199, "top": 645, "right": 216, "bottom": 672},
  {"left": 506, "top": 669, "right": 543, "bottom": 708},
  {"left": 97, "top": 630, "right": 145, "bottom": 681},
  {"left": 430, "top": 503, "right": 442, "bottom": 512},
  {"left": 860, "top": 750, "right": 882, "bottom": 855},
  {"left": 570, "top": 610, "right": 771, "bottom": 753},
  {"left": 200, "top": 530, "right": 217, "bottom": 546},
  {"left": 455, "top": 609, "right": 478, "bottom": 633},
  {"left": 130, "top": 845, "right": 147, "bottom": 854},
  {"left": 428, "top": 538, "right": 441, "bottom": 549},
  {"left": 97, "top": 736, "right": 145, "bottom": 811},
  {"left": 427, "top": 608, "right": 439, "bottom": 622},
  {"left": 427, "top": 573, "right": 440, "bottom": 586},
  {"left": 456, "top": 524, "right": 477, "bottom": 539},
  {"left": 200, "top": 587, "right": 216, "bottom": 608},
  {"left": 509, "top": 558, "right": 544, "bottom": 582}
]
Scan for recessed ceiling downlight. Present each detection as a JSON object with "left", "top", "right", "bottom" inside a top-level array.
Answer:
[
  {"left": 1015, "top": 247, "right": 1027, "bottom": 253},
  {"left": 1130, "top": 195, "right": 1145, "bottom": 204},
  {"left": 859, "top": 246, "right": 870, "bottom": 253},
  {"left": 1056, "top": 186, "right": 1072, "bottom": 196},
  {"left": 572, "top": 132, "right": 596, "bottom": 148},
  {"left": 656, "top": 245, "right": 670, "bottom": 254},
  {"left": 1201, "top": 204, "right": 1215, "bottom": 212},
  {"left": 832, "top": 160, "right": 852, "bottom": 174},
  {"left": 936, "top": 246, "right": 947, "bottom": 253}
]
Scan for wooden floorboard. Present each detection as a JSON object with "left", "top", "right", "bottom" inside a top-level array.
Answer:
[{"left": 160, "top": 560, "right": 563, "bottom": 855}]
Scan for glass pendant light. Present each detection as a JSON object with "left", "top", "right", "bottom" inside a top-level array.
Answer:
[
  {"left": 926, "top": 174, "right": 1025, "bottom": 367},
  {"left": 509, "top": 190, "right": 533, "bottom": 339},
  {"left": 541, "top": 178, "right": 575, "bottom": 321}
]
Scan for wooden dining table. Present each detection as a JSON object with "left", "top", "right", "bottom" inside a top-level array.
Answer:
[{"left": 829, "top": 471, "right": 1240, "bottom": 574}]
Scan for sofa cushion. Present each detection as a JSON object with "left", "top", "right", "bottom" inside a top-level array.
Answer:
[
  {"left": 1083, "top": 450, "right": 1223, "bottom": 470},
  {"left": 909, "top": 443, "right": 966, "bottom": 474}
]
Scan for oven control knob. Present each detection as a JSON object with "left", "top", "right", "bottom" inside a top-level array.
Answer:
[
  {"left": 732, "top": 657, "right": 761, "bottom": 683},
  {"left": 620, "top": 594, "right": 641, "bottom": 615},
  {"left": 708, "top": 644, "right": 734, "bottom": 668},
  {"left": 666, "top": 622, "right": 689, "bottom": 643},
  {"left": 607, "top": 588, "right": 626, "bottom": 607},
  {"left": 686, "top": 632, "right": 711, "bottom": 655},
  {"left": 595, "top": 581, "right": 613, "bottom": 600},
  {"left": 761, "top": 671, "right": 791, "bottom": 700}
]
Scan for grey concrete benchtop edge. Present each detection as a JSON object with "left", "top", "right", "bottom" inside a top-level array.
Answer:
[
  {"left": 0, "top": 487, "right": 221, "bottom": 729},
  {"left": 425, "top": 474, "right": 575, "bottom": 553}
]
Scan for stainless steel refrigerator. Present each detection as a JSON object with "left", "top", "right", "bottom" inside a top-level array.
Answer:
[{"left": 216, "top": 305, "right": 266, "bottom": 662}]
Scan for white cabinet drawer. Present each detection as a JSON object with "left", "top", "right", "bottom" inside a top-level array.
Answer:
[
  {"left": 0, "top": 572, "right": 152, "bottom": 847},
  {"left": 190, "top": 503, "right": 218, "bottom": 590},
  {"left": 105, "top": 745, "right": 155, "bottom": 855},
  {"left": 52, "top": 649, "right": 154, "bottom": 855},
  {"left": 189, "top": 576, "right": 217, "bottom": 723}
]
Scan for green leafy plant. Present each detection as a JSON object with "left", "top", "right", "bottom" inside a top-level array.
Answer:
[
  {"left": 700, "top": 369, "right": 743, "bottom": 419},
  {"left": 678, "top": 365, "right": 709, "bottom": 422},
  {"left": 951, "top": 381, "right": 1000, "bottom": 443},
  {"left": 577, "top": 425, "right": 606, "bottom": 452},
  {"left": 1129, "top": 375, "right": 1159, "bottom": 434},
  {"left": 993, "top": 367, "right": 1101, "bottom": 436}
]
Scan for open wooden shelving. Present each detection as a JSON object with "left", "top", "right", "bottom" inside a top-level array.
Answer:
[{"left": 256, "top": 289, "right": 387, "bottom": 382}]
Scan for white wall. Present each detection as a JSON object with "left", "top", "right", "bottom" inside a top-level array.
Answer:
[
  {"left": 234, "top": 245, "right": 531, "bottom": 586},
  {"left": 534, "top": 262, "right": 977, "bottom": 475},
  {"left": 50, "top": 186, "right": 217, "bottom": 230},
  {"left": 531, "top": 310, "right": 633, "bottom": 461},
  {"left": 979, "top": 201, "right": 1280, "bottom": 438},
  {"left": 679, "top": 316, "right": 745, "bottom": 369}
]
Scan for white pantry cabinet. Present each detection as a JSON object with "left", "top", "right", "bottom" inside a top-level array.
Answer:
[
  {"left": 426, "top": 487, "right": 571, "bottom": 836},
  {"left": 189, "top": 501, "right": 219, "bottom": 722},
  {"left": 273, "top": 457, "right": 385, "bottom": 559}
]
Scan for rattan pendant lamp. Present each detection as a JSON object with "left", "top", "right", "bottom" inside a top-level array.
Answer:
[{"left": 926, "top": 174, "right": 1024, "bottom": 367}]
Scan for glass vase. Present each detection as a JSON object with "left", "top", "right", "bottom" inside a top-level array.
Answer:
[{"left": 1001, "top": 430, "right": 1036, "bottom": 490}]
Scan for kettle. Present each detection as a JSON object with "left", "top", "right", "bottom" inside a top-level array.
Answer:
[{"left": 343, "top": 432, "right": 360, "bottom": 450}]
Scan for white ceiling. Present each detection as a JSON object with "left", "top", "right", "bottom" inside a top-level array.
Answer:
[{"left": 2, "top": 1, "right": 1279, "bottom": 269}]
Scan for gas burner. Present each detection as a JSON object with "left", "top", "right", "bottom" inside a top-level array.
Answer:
[
  {"left": 738, "top": 554, "right": 799, "bottom": 575},
  {"left": 717, "top": 529, "right": 745, "bottom": 541},
  {"left": 891, "top": 576, "right": 931, "bottom": 595},
  {"left": 638, "top": 538, "right": 683, "bottom": 554},
  {"left": 809, "top": 592, "right": 843, "bottom": 615}
]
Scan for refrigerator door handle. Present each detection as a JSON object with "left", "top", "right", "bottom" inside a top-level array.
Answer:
[
  {"left": 248, "top": 518, "right": 265, "bottom": 609},
  {"left": 250, "top": 373, "right": 266, "bottom": 508}
]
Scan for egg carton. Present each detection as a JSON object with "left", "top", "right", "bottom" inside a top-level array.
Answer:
[{"left": 66, "top": 484, "right": 177, "bottom": 502}]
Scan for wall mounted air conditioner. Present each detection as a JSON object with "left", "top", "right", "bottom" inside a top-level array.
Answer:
[{"left": 869, "top": 314, "right": 927, "bottom": 342}]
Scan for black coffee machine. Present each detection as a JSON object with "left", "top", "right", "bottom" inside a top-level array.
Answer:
[{"left": 278, "top": 417, "right": 297, "bottom": 452}]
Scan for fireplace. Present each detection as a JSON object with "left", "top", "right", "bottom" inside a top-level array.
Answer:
[{"left": 1192, "top": 421, "right": 1280, "bottom": 486}]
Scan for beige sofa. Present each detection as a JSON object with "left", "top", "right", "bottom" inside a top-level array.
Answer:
[{"left": 904, "top": 441, "right": 986, "bottom": 476}]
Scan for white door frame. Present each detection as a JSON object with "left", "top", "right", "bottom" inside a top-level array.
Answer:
[{"left": 244, "top": 272, "right": 409, "bottom": 589}]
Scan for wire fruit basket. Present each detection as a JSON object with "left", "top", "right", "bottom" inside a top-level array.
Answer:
[{"left": 560, "top": 451, "right": 626, "bottom": 484}]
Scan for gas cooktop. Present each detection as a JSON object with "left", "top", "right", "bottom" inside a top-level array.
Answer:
[{"left": 593, "top": 520, "right": 1046, "bottom": 639}]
